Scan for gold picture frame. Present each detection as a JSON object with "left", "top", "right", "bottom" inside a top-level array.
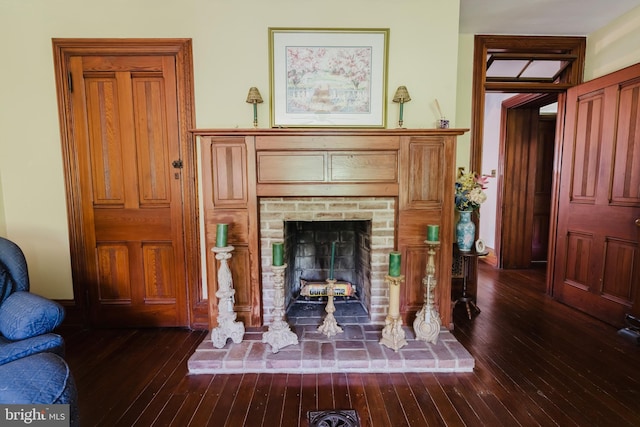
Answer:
[{"left": 269, "top": 27, "right": 389, "bottom": 128}]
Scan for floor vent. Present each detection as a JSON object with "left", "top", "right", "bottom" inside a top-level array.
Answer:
[{"left": 308, "top": 409, "right": 360, "bottom": 427}]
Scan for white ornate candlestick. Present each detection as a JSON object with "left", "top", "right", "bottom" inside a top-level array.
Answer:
[
  {"left": 318, "top": 278, "right": 343, "bottom": 338},
  {"left": 263, "top": 264, "right": 298, "bottom": 353},
  {"left": 413, "top": 240, "right": 441, "bottom": 344},
  {"left": 380, "top": 275, "right": 408, "bottom": 351},
  {"left": 211, "top": 246, "right": 245, "bottom": 349}
]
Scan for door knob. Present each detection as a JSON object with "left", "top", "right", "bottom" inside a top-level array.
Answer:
[{"left": 636, "top": 218, "right": 640, "bottom": 227}]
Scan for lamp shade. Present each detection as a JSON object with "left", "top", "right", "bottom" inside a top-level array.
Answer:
[
  {"left": 392, "top": 86, "right": 411, "bottom": 103},
  {"left": 246, "top": 87, "right": 264, "bottom": 104}
]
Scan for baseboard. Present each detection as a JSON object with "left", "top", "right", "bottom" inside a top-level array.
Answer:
[
  {"left": 54, "top": 298, "right": 210, "bottom": 330},
  {"left": 55, "top": 299, "right": 86, "bottom": 328},
  {"left": 479, "top": 247, "right": 497, "bottom": 266}
]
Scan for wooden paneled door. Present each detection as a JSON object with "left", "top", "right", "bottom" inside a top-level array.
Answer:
[
  {"left": 532, "top": 115, "right": 555, "bottom": 262},
  {"left": 552, "top": 63, "right": 640, "bottom": 327},
  {"left": 499, "top": 107, "right": 539, "bottom": 269},
  {"left": 53, "top": 40, "right": 199, "bottom": 327},
  {"left": 498, "top": 94, "right": 556, "bottom": 269}
]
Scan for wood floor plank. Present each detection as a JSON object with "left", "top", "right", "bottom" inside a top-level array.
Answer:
[
  {"left": 360, "top": 373, "right": 392, "bottom": 427},
  {"left": 403, "top": 373, "right": 447, "bottom": 427},
  {"left": 458, "top": 265, "right": 640, "bottom": 426},
  {"left": 224, "top": 373, "right": 258, "bottom": 427},
  {"left": 373, "top": 373, "right": 407, "bottom": 426},
  {"left": 205, "top": 374, "right": 243, "bottom": 427},
  {"left": 299, "top": 374, "right": 318, "bottom": 426},
  {"left": 60, "top": 264, "right": 640, "bottom": 427},
  {"left": 168, "top": 375, "right": 213, "bottom": 427},
  {"left": 388, "top": 373, "right": 429, "bottom": 426},
  {"left": 435, "top": 373, "right": 484, "bottom": 426},
  {"left": 417, "top": 373, "right": 465, "bottom": 426},
  {"left": 454, "top": 373, "right": 513, "bottom": 427},
  {"left": 150, "top": 394, "right": 186, "bottom": 427},
  {"left": 84, "top": 330, "right": 192, "bottom": 426},
  {"left": 262, "top": 374, "right": 288, "bottom": 427},
  {"left": 345, "top": 374, "right": 373, "bottom": 427},
  {"left": 316, "top": 372, "right": 334, "bottom": 411},
  {"left": 281, "top": 374, "right": 303, "bottom": 427},
  {"left": 331, "top": 372, "right": 351, "bottom": 411},
  {"left": 114, "top": 330, "right": 205, "bottom": 427},
  {"left": 187, "top": 375, "right": 230, "bottom": 426},
  {"left": 244, "top": 373, "right": 273, "bottom": 427},
  {"left": 469, "top": 352, "right": 555, "bottom": 426}
]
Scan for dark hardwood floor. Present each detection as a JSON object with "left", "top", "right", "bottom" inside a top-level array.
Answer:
[{"left": 60, "top": 263, "right": 640, "bottom": 426}]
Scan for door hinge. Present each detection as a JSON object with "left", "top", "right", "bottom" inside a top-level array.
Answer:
[
  {"left": 172, "top": 159, "right": 183, "bottom": 169},
  {"left": 68, "top": 71, "right": 73, "bottom": 93}
]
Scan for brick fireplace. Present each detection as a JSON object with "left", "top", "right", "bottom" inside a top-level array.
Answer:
[
  {"left": 196, "top": 128, "right": 464, "bottom": 330},
  {"left": 259, "top": 197, "right": 395, "bottom": 325}
]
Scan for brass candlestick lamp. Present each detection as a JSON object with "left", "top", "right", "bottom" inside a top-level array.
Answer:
[
  {"left": 392, "top": 86, "right": 411, "bottom": 128},
  {"left": 246, "top": 87, "right": 264, "bottom": 127}
]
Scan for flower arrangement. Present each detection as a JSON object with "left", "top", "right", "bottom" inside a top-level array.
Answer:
[{"left": 455, "top": 171, "right": 488, "bottom": 212}]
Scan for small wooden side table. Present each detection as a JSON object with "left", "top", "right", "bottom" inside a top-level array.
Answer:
[{"left": 453, "top": 246, "right": 488, "bottom": 320}]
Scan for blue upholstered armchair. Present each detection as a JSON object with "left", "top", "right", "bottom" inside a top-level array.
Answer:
[
  {"left": 0, "top": 237, "right": 66, "bottom": 365},
  {"left": 0, "top": 237, "right": 78, "bottom": 425}
]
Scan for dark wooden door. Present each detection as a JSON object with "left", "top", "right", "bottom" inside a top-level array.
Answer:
[
  {"left": 499, "top": 100, "right": 556, "bottom": 268},
  {"left": 552, "top": 63, "right": 640, "bottom": 327},
  {"left": 531, "top": 115, "right": 555, "bottom": 262},
  {"left": 499, "top": 107, "right": 539, "bottom": 269},
  {"left": 65, "top": 52, "right": 189, "bottom": 327}
]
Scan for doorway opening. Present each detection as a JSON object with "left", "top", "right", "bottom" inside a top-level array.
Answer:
[
  {"left": 471, "top": 35, "right": 586, "bottom": 276},
  {"left": 52, "top": 39, "right": 200, "bottom": 328}
]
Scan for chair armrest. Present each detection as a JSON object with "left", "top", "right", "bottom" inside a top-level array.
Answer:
[
  {"left": 0, "top": 333, "right": 65, "bottom": 366},
  {"left": 0, "top": 291, "right": 65, "bottom": 340}
]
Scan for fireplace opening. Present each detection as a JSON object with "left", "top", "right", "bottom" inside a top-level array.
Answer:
[
  {"left": 284, "top": 220, "right": 372, "bottom": 324},
  {"left": 259, "top": 196, "right": 395, "bottom": 326}
]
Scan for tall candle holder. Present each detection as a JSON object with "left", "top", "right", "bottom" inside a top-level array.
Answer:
[
  {"left": 211, "top": 245, "right": 245, "bottom": 349},
  {"left": 318, "top": 278, "right": 343, "bottom": 338},
  {"left": 379, "top": 274, "right": 408, "bottom": 352},
  {"left": 413, "top": 240, "right": 441, "bottom": 344},
  {"left": 263, "top": 264, "right": 299, "bottom": 353}
]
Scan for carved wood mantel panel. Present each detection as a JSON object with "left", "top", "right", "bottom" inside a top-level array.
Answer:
[{"left": 193, "top": 128, "right": 466, "bottom": 329}]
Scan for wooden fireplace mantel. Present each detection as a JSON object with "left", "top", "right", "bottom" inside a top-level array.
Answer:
[{"left": 193, "top": 128, "right": 468, "bottom": 329}]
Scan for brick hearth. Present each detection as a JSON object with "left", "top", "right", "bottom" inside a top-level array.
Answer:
[
  {"left": 187, "top": 325, "right": 474, "bottom": 374},
  {"left": 188, "top": 302, "right": 474, "bottom": 374}
]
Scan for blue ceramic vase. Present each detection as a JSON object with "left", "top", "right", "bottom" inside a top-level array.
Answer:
[{"left": 456, "top": 210, "right": 475, "bottom": 251}]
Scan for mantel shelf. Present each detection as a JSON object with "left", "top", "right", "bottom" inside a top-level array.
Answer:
[{"left": 190, "top": 128, "right": 469, "bottom": 137}]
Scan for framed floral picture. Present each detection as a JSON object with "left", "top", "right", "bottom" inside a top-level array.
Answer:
[{"left": 269, "top": 28, "right": 389, "bottom": 128}]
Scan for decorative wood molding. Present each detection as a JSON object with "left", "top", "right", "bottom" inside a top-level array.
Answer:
[{"left": 195, "top": 128, "right": 467, "bottom": 329}]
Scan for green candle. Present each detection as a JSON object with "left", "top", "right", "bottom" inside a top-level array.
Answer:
[
  {"left": 272, "top": 242, "right": 284, "bottom": 266},
  {"left": 389, "top": 252, "right": 401, "bottom": 277},
  {"left": 215, "top": 223, "right": 228, "bottom": 247},
  {"left": 329, "top": 241, "right": 336, "bottom": 280},
  {"left": 427, "top": 224, "right": 439, "bottom": 241}
]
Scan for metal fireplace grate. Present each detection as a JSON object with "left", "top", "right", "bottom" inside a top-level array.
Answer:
[{"left": 308, "top": 409, "right": 360, "bottom": 427}]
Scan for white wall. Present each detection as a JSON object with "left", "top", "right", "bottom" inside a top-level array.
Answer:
[
  {"left": 455, "top": 34, "right": 474, "bottom": 169},
  {"left": 0, "top": 0, "right": 461, "bottom": 298},
  {"left": 0, "top": 174, "right": 6, "bottom": 237},
  {"left": 585, "top": 4, "right": 640, "bottom": 80},
  {"left": 479, "top": 93, "right": 512, "bottom": 250}
]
